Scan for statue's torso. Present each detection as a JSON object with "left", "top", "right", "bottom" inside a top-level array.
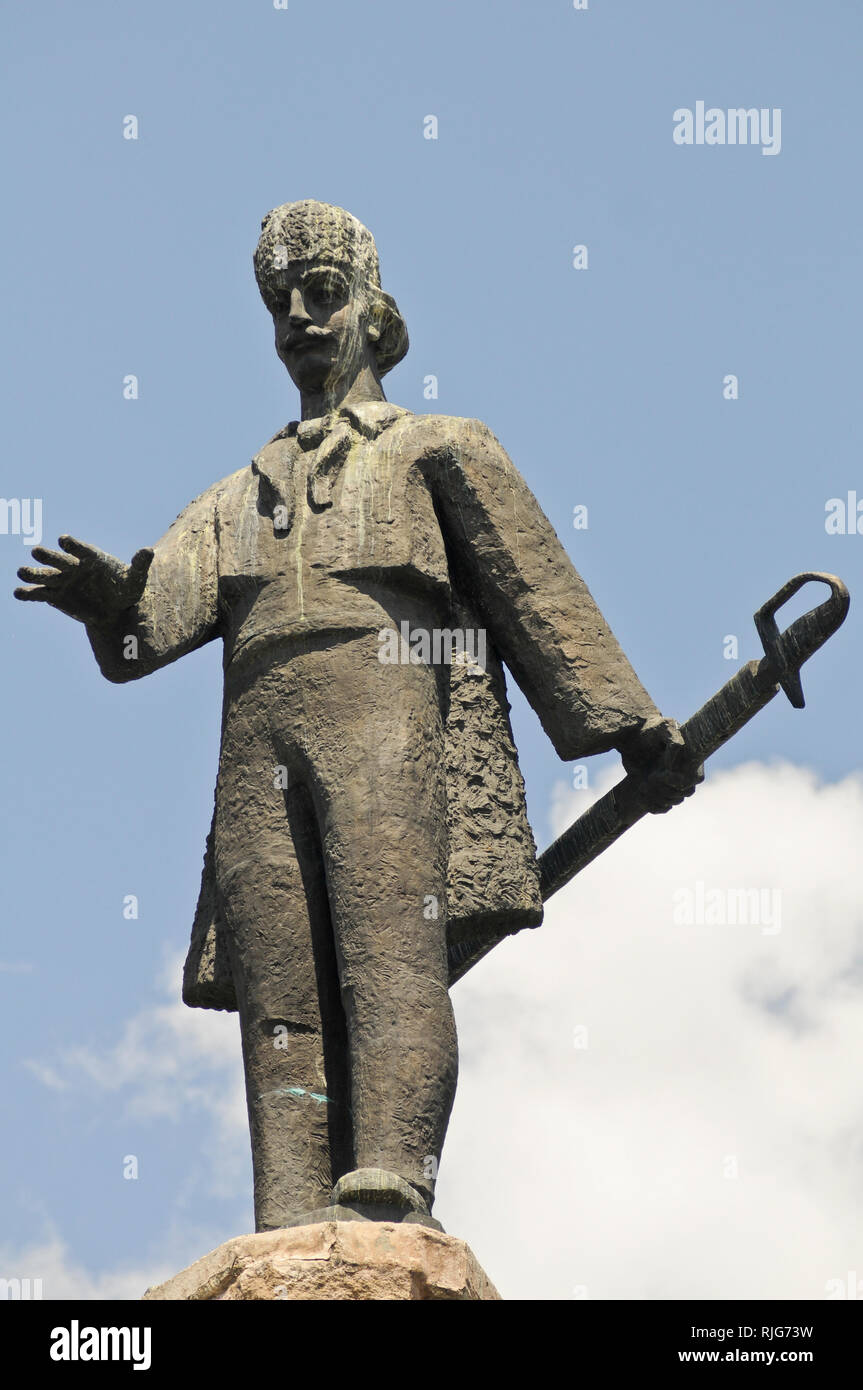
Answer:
[{"left": 216, "top": 405, "right": 457, "bottom": 670}]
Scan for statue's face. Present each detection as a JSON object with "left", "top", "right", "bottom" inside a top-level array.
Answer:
[{"left": 271, "top": 259, "right": 372, "bottom": 391}]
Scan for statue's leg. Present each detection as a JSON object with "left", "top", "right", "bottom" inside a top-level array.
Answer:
[
  {"left": 213, "top": 681, "right": 351, "bottom": 1231},
  {"left": 302, "top": 634, "right": 458, "bottom": 1213}
]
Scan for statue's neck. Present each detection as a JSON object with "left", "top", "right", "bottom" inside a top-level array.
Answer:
[{"left": 300, "top": 361, "right": 386, "bottom": 421}]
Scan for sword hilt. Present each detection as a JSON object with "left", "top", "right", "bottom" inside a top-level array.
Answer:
[
  {"left": 681, "top": 572, "right": 850, "bottom": 766},
  {"left": 753, "top": 572, "right": 849, "bottom": 709}
]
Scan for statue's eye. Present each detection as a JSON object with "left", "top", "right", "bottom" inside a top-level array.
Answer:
[{"left": 307, "top": 275, "right": 345, "bottom": 304}]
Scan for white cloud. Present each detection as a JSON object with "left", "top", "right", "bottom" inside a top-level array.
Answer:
[
  {"left": 0, "top": 1234, "right": 175, "bottom": 1302},
  {"left": 22, "top": 1061, "right": 69, "bottom": 1092},
  {"left": 442, "top": 761, "right": 863, "bottom": 1300}
]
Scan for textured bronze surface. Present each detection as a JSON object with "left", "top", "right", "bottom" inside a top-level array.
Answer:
[{"left": 15, "top": 200, "right": 703, "bottom": 1230}]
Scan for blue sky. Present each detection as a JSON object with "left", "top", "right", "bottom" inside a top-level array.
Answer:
[{"left": 2, "top": 0, "right": 861, "bottom": 1299}]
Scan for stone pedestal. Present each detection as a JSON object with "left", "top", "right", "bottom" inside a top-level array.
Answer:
[{"left": 142, "top": 1222, "right": 500, "bottom": 1301}]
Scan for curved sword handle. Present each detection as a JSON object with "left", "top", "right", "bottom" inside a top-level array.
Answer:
[
  {"left": 682, "top": 571, "right": 851, "bottom": 765},
  {"left": 753, "top": 571, "right": 849, "bottom": 709}
]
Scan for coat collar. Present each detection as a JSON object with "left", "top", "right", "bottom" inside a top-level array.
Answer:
[
  {"left": 252, "top": 400, "right": 409, "bottom": 532},
  {"left": 272, "top": 399, "right": 407, "bottom": 447}
]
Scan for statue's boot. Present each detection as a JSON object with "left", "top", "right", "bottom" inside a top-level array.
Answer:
[
  {"left": 331, "top": 1167, "right": 441, "bottom": 1227},
  {"left": 281, "top": 1167, "right": 444, "bottom": 1231}
]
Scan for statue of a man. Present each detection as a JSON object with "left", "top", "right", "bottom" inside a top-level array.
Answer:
[{"left": 15, "top": 201, "right": 700, "bottom": 1231}]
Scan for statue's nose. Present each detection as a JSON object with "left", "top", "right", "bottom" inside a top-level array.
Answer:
[{"left": 288, "top": 287, "right": 311, "bottom": 323}]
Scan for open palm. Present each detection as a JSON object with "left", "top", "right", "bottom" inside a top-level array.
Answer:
[{"left": 14, "top": 535, "right": 153, "bottom": 628}]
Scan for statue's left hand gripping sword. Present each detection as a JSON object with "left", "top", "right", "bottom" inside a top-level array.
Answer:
[{"left": 449, "top": 572, "right": 850, "bottom": 986}]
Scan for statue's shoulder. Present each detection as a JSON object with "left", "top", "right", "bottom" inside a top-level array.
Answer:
[
  {"left": 387, "top": 408, "right": 502, "bottom": 459},
  {"left": 201, "top": 465, "right": 258, "bottom": 514},
  {"left": 158, "top": 466, "right": 252, "bottom": 538}
]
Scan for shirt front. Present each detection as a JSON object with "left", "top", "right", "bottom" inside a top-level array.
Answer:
[{"left": 218, "top": 401, "right": 453, "bottom": 671}]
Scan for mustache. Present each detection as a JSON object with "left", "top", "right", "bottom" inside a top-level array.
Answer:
[{"left": 282, "top": 326, "right": 335, "bottom": 352}]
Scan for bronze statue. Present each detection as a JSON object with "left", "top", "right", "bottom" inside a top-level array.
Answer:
[{"left": 15, "top": 201, "right": 704, "bottom": 1232}]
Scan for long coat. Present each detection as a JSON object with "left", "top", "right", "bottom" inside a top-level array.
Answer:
[{"left": 87, "top": 402, "right": 660, "bottom": 1009}]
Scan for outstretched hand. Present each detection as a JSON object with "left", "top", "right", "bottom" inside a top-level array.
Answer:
[
  {"left": 618, "top": 714, "right": 704, "bottom": 814},
  {"left": 14, "top": 535, "right": 153, "bottom": 628}
]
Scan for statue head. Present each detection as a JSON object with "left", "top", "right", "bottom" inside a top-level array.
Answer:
[{"left": 254, "top": 201, "right": 408, "bottom": 396}]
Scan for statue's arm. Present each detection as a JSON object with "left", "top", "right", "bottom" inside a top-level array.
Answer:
[
  {"left": 87, "top": 490, "right": 221, "bottom": 682},
  {"left": 431, "top": 418, "right": 665, "bottom": 763},
  {"left": 15, "top": 487, "right": 221, "bottom": 683}
]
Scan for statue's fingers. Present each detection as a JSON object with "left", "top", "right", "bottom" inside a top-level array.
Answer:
[
  {"left": 633, "top": 782, "right": 669, "bottom": 813},
  {"left": 676, "top": 764, "right": 704, "bottom": 791},
  {"left": 656, "top": 756, "right": 703, "bottom": 792},
  {"left": 665, "top": 774, "right": 700, "bottom": 794},
  {"left": 16, "top": 565, "right": 66, "bottom": 587},
  {"left": 641, "top": 774, "right": 687, "bottom": 811},
  {"left": 13, "top": 585, "right": 53, "bottom": 602},
  {"left": 58, "top": 534, "right": 104, "bottom": 564},
  {"left": 31, "top": 546, "right": 79, "bottom": 571}
]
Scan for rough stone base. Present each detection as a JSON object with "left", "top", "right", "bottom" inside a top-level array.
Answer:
[{"left": 142, "top": 1222, "right": 500, "bottom": 1301}]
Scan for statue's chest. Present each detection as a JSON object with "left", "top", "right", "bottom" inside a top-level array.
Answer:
[{"left": 220, "top": 437, "right": 449, "bottom": 590}]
